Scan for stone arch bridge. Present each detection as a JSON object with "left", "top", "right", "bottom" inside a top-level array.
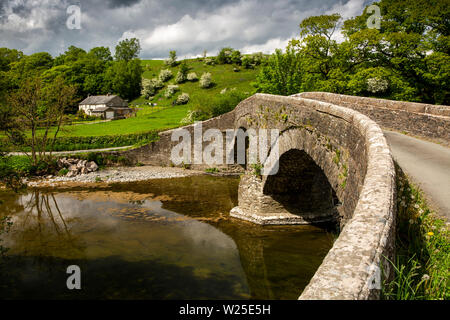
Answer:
[{"left": 120, "top": 92, "right": 449, "bottom": 299}]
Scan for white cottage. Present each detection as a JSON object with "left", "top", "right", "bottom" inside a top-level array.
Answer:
[{"left": 78, "top": 94, "right": 132, "bottom": 120}]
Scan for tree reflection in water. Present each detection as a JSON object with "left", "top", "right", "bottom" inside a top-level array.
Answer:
[
  {"left": 0, "top": 177, "right": 334, "bottom": 300},
  {"left": 16, "top": 190, "right": 86, "bottom": 258}
]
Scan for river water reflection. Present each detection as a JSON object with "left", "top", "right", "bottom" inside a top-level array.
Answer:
[{"left": 0, "top": 175, "right": 334, "bottom": 299}]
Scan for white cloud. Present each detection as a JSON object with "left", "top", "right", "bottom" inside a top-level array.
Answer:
[
  {"left": 240, "top": 37, "right": 292, "bottom": 54},
  {"left": 0, "top": 0, "right": 375, "bottom": 58},
  {"left": 326, "top": 0, "right": 368, "bottom": 42}
]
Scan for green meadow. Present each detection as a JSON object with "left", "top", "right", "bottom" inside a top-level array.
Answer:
[{"left": 49, "top": 58, "right": 260, "bottom": 138}]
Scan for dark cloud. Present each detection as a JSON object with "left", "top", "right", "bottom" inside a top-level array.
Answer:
[
  {"left": 0, "top": 0, "right": 375, "bottom": 58},
  {"left": 107, "top": 0, "right": 141, "bottom": 9},
  {"left": 11, "top": 3, "right": 31, "bottom": 17}
]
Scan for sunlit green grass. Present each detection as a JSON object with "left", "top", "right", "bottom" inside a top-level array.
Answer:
[
  {"left": 48, "top": 58, "right": 259, "bottom": 138},
  {"left": 53, "top": 104, "right": 189, "bottom": 137}
]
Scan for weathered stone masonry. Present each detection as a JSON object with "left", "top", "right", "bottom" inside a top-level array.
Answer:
[
  {"left": 231, "top": 94, "right": 396, "bottom": 299},
  {"left": 120, "top": 93, "right": 397, "bottom": 300},
  {"left": 295, "top": 92, "right": 450, "bottom": 146}
]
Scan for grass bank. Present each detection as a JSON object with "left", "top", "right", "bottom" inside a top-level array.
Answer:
[{"left": 382, "top": 163, "right": 449, "bottom": 300}]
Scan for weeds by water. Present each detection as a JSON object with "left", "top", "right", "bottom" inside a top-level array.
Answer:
[{"left": 382, "top": 164, "right": 449, "bottom": 300}]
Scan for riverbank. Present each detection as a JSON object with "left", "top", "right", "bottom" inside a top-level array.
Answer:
[{"left": 25, "top": 166, "right": 205, "bottom": 187}]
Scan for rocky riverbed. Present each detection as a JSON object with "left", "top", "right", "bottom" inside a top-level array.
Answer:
[{"left": 26, "top": 166, "right": 203, "bottom": 187}]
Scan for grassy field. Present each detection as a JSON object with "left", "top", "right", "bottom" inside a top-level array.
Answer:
[
  {"left": 47, "top": 58, "right": 260, "bottom": 138},
  {"left": 56, "top": 104, "right": 190, "bottom": 137}
]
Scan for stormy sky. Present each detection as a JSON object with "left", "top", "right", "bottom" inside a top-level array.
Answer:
[{"left": 0, "top": 0, "right": 374, "bottom": 59}]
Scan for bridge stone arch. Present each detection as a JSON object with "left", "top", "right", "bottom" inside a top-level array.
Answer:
[
  {"left": 229, "top": 93, "right": 396, "bottom": 300},
  {"left": 231, "top": 126, "right": 343, "bottom": 225},
  {"left": 262, "top": 148, "right": 337, "bottom": 216},
  {"left": 120, "top": 92, "right": 397, "bottom": 300},
  {"left": 230, "top": 94, "right": 375, "bottom": 227}
]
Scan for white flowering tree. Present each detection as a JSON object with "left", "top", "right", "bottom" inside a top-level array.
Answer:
[
  {"left": 176, "top": 93, "right": 190, "bottom": 105},
  {"left": 159, "top": 69, "right": 173, "bottom": 82},
  {"left": 187, "top": 72, "right": 198, "bottom": 81},
  {"left": 164, "top": 84, "right": 179, "bottom": 98},
  {"left": 199, "top": 72, "right": 212, "bottom": 88},
  {"left": 367, "top": 77, "right": 389, "bottom": 93}
]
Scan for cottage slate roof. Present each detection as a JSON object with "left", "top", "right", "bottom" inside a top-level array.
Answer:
[{"left": 79, "top": 95, "right": 128, "bottom": 107}]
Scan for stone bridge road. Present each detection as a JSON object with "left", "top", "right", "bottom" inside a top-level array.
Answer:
[{"left": 383, "top": 130, "right": 450, "bottom": 222}]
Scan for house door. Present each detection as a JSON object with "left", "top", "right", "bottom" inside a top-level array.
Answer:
[{"left": 106, "top": 111, "right": 115, "bottom": 119}]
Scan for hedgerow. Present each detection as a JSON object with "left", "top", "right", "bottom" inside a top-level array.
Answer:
[{"left": 4, "top": 131, "right": 160, "bottom": 152}]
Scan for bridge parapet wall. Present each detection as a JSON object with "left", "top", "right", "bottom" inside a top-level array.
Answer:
[
  {"left": 294, "top": 92, "right": 450, "bottom": 146},
  {"left": 232, "top": 94, "right": 396, "bottom": 299}
]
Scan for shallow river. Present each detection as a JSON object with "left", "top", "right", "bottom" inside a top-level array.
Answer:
[{"left": 0, "top": 175, "right": 334, "bottom": 299}]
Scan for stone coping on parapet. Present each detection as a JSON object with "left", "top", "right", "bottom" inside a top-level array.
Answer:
[{"left": 296, "top": 92, "right": 450, "bottom": 117}]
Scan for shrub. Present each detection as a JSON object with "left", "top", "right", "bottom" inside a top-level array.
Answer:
[
  {"left": 164, "top": 50, "right": 178, "bottom": 67},
  {"left": 242, "top": 52, "right": 265, "bottom": 69},
  {"left": 0, "top": 157, "right": 24, "bottom": 191},
  {"left": 367, "top": 77, "right": 389, "bottom": 93},
  {"left": 210, "top": 90, "right": 248, "bottom": 117},
  {"left": 189, "top": 89, "right": 250, "bottom": 120},
  {"left": 242, "top": 56, "right": 254, "bottom": 69},
  {"left": 159, "top": 69, "right": 173, "bottom": 82},
  {"left": 187, "top": 72, "right": 198, "bottom": 81},
  {"left": 3, "top": 131, "right": 161, "bottom": 153},
  {"left": 117, "top": 155, "right": 130, "bottom": 165},
  {"left": 176, "top": 93, "right": 190, "bottom": 105},
  {"left": 199, "top": 72, "right": 212, "bottom": 88},
  {"left": 164, "top": 85, "right": 179, "bottom": 98},
  {"left": 2, "top": 156, "right": 35, "bottom": 176},
  {"left": 230, "top": 50, "right": 242, "bottom": 65},
  {"left": 141, "top": 78, "right": 152, "bottom": 98},
  {"left": 347, "top": 67, "right": 417, "bottom": 101},
  {"left": 175, "top": 61, "right": 189, "bottom": 84},
  {"left": 180, "top": 110, "right": 201, "bottom": 125},
  {"left": 153, "top": 78, "right": 164, "bottom": 89},
  {"left": 250, "top": 163, "right": 263, "bottom": 176},
  {"left": 75, "top": 109, "right": 97, "bottom": 121},
  {"left": 216, "top": 47, "right": 242, "bottom": 65},
  {"left": 179, "top": 60, "right": 189, "bottom": 74},
  {"left": 254, "top": 52, "right": 266, "bottom": 65},
  {"left": 217, "top": 47, "right": 234, "bottom": 64},
  {"left": 175, "top": 71, "right": 186, "bottom": 84},
  {"left": 87, "top": 152, "right": 104, "bottom": 165},
  {"left": 204, "top": 58, "right": 215, "bottom": 66},
  {"left": 58, "top": 168, "right": 69, "bottom": 176},
  {"left": 141, "top": 78, "right": 163, "bottom": 98}
]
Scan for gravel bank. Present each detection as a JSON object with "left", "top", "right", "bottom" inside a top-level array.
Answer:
[{"left": 27, "top": 166, "right": 203, "bottom": 187}]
